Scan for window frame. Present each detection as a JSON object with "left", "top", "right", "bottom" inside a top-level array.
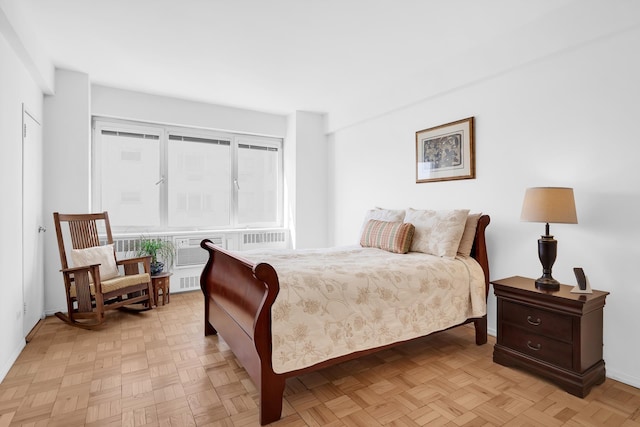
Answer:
[{"left": 92, "top": 117, "right": 284, "bottom": 233}]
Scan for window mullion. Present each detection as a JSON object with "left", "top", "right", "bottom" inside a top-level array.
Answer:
[
  {"left": 230, "top": 137, "right": 239, "bottom": 228},
  {"left": 159, "top": 129, "right": 168, "bottom": 228}
]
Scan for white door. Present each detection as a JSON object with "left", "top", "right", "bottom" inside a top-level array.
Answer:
[{"left": 23, "top": 107, "right": 44, "bottom": 338}]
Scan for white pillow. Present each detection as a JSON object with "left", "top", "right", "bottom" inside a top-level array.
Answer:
[
  {"left": 360, "top": 207, "right": 405, "bottom": 236},
  {"left": 457, "top": 213, "right": 482, "bottom": 258},
  {"left": 404, "top": 208, "right": 470, "bottom": 258},
  {"left": 70, "top": 244, "right": 120, "bottom": 282}
]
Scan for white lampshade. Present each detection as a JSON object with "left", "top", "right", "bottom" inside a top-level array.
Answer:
[{"left": 521, "top": 187, "right": 578, "bottom": 224}]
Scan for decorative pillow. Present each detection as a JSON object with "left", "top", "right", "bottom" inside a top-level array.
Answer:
[
  {"left": 457, "top": 213, "right": 482, "bottom": 258},
  {"left": 70, "top": 244, "right": 120, "bottom": 282},
  {"left": 360, "top": 207, "right": 405, "bottom": 236},
  {"left": 360, "top": 220, "right": 415, "bottom": 254},
  {"left": 404, "top": 208, "right": 470, "bottom": 258}
]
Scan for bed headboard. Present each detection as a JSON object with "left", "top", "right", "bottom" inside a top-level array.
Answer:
[{"left": 470, "top": 214, "right": 491, "bottom": 297}]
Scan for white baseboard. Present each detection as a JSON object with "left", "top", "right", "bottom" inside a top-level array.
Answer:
[
  {"left": 604, "top": 369, "right": 640, "bottom": 390},
  {"left": 0, "top": 339, "right": 25, "bottom": 383}
]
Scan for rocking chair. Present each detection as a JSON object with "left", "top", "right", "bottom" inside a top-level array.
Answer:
[{"left": 53, "top": 211, "right": 155, "bottom": 329}]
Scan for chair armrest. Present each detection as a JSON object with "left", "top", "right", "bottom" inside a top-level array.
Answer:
[
  {"left": 116, "top": 255, "right": 152, "bottom": 275},
  {"left": 61, "top": 264, "right": 100, "bottom": 274},
  {"left": 116, "top": 255, "right": 152, "bottom": 265},
  {"left": 60, "top": 264, "right": 103, "bottom": 298}
]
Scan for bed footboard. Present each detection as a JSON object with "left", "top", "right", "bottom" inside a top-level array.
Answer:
[{"left": 199, "top": 241, "right": 285, "bottom": 425}]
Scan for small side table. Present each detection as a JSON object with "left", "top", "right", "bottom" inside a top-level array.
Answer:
[
  {"left": 492, "top": 276, "right": 609, "bottom": 397},
  {"left": 151, "top": 272, "right": 172, "bottom": 306}
]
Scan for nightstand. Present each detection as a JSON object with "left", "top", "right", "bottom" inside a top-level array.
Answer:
[
  {"left": 151, "top": 272, "right": 172, "bottom": 306},
  {"left": 492, "top": 276, "right": 609, "bottom": 397}
]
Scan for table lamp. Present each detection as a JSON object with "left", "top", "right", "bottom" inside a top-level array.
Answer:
[{"left": 520, "top": 187, "right": 577, "bottom": 291}]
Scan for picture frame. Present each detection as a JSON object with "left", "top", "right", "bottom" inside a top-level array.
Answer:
[{"left": 415, "top": 117, "right": 475, "bottom": 183}]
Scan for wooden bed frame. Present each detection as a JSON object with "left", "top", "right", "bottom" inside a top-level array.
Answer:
[{"left": 200, "top": 215, "right": 490, "bottom": 425}]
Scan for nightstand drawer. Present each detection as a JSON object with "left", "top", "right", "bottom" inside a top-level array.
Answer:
[
  {"left": 501, "top": 323, "right": 573, "bottom": 370},
  {"left": 502, "top": 300, "right": 572, "bottom": 342}
]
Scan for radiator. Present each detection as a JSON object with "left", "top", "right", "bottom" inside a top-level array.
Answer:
[{"left": 112, "top": 229, "right": 290, "bottom": 294}]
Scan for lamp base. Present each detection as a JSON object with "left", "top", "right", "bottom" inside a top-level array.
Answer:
[
  {"left": 535, "top": 276, "right": 560, "bottom": 291},
  {"left": 536, "top": 232, "right": 559, "bottom": 291}
]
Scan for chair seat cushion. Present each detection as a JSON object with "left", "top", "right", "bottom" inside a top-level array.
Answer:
[{"left": 70, "top": 273, "right": 151, "bottom": 298}]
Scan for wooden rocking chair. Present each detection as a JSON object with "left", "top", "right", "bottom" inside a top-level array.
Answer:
[{"left": 53, "top": 211, "right": 155, "bottom": 329}]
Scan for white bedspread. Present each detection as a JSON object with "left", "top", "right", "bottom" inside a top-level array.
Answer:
[{"left": 240, "top": 246, "right": 487, "bottom": 374}]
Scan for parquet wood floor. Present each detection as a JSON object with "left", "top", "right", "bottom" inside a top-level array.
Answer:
[{"left": 1, "top": 291, "right": 639, "bottom": 427}]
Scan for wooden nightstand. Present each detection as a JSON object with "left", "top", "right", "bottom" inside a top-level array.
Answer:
[
  {"left": 151, "top": 272, "right": 172, "bottom": 306},
  {"left": 492, "top": 276, "right": 609, "bottom": 397}
]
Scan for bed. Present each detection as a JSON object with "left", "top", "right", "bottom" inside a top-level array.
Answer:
[{"left": 200, "top": 212, "right": 490, "bottom": 425}]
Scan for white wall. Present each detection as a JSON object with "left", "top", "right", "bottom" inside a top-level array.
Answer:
[
  {"left": 42, "top": 69, "right": 91, "bottom": 316},
  {"left": 286, "top": 111, "right": 328, "bottom": 249},
  {"left": 0, "top": 0, "right": 54, "bottom": 93},
  {"left": 328, "top": 25, "right": 640, "bottom": 387},
  {"left": 92, "top": 85, "right": 287, "bottom": 138},
  {"left": 295, "top": 112, "right": 328, "bottom": 248},
  {"left": 0, "top": 29, "right": 43, "bottom": 380}
]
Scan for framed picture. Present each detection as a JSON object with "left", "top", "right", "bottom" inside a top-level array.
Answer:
[{"left": 415, "top": 117, "right": 475, "bottom": 183}]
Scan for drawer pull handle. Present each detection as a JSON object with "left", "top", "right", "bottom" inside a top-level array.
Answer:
[
  {"left": 527, "top": 316, "right": 541, "bottom": 326},
  {"left": 527, "top": 341, "right": 541, "bottom": 351}
]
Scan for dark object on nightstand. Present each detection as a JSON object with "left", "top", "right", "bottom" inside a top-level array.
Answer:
[
  {"left": 574, "top": 267, "right": 587, "bottom": 290},
  {"left": 571, "top": 267, "right": 592, "bottom": 294},
  {"left": 492, "top": 276, "right": 609, "bottom": 397}
]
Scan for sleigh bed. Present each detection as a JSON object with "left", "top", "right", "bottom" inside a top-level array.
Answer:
[{"left": 200, "top": 213, "right": 490, "bottom": 425}]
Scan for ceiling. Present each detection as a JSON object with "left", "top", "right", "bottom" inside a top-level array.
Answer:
[{"left": 19, "top": 0, "right": 576, "bottom": 126}]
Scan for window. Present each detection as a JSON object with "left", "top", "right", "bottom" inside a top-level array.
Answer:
[
  {"left": 167, "top": 134, "right": 231, "bottom": 228},
  {"left": 237, "top": 138, "right": 281, "bottom": 224},
  {"left": 92, "top": 118, "right": 283, "bottom": 231}
]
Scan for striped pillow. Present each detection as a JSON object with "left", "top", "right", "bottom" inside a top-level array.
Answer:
[{"left": 360, "top": 220, "right": 415, "bottom": 254}]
